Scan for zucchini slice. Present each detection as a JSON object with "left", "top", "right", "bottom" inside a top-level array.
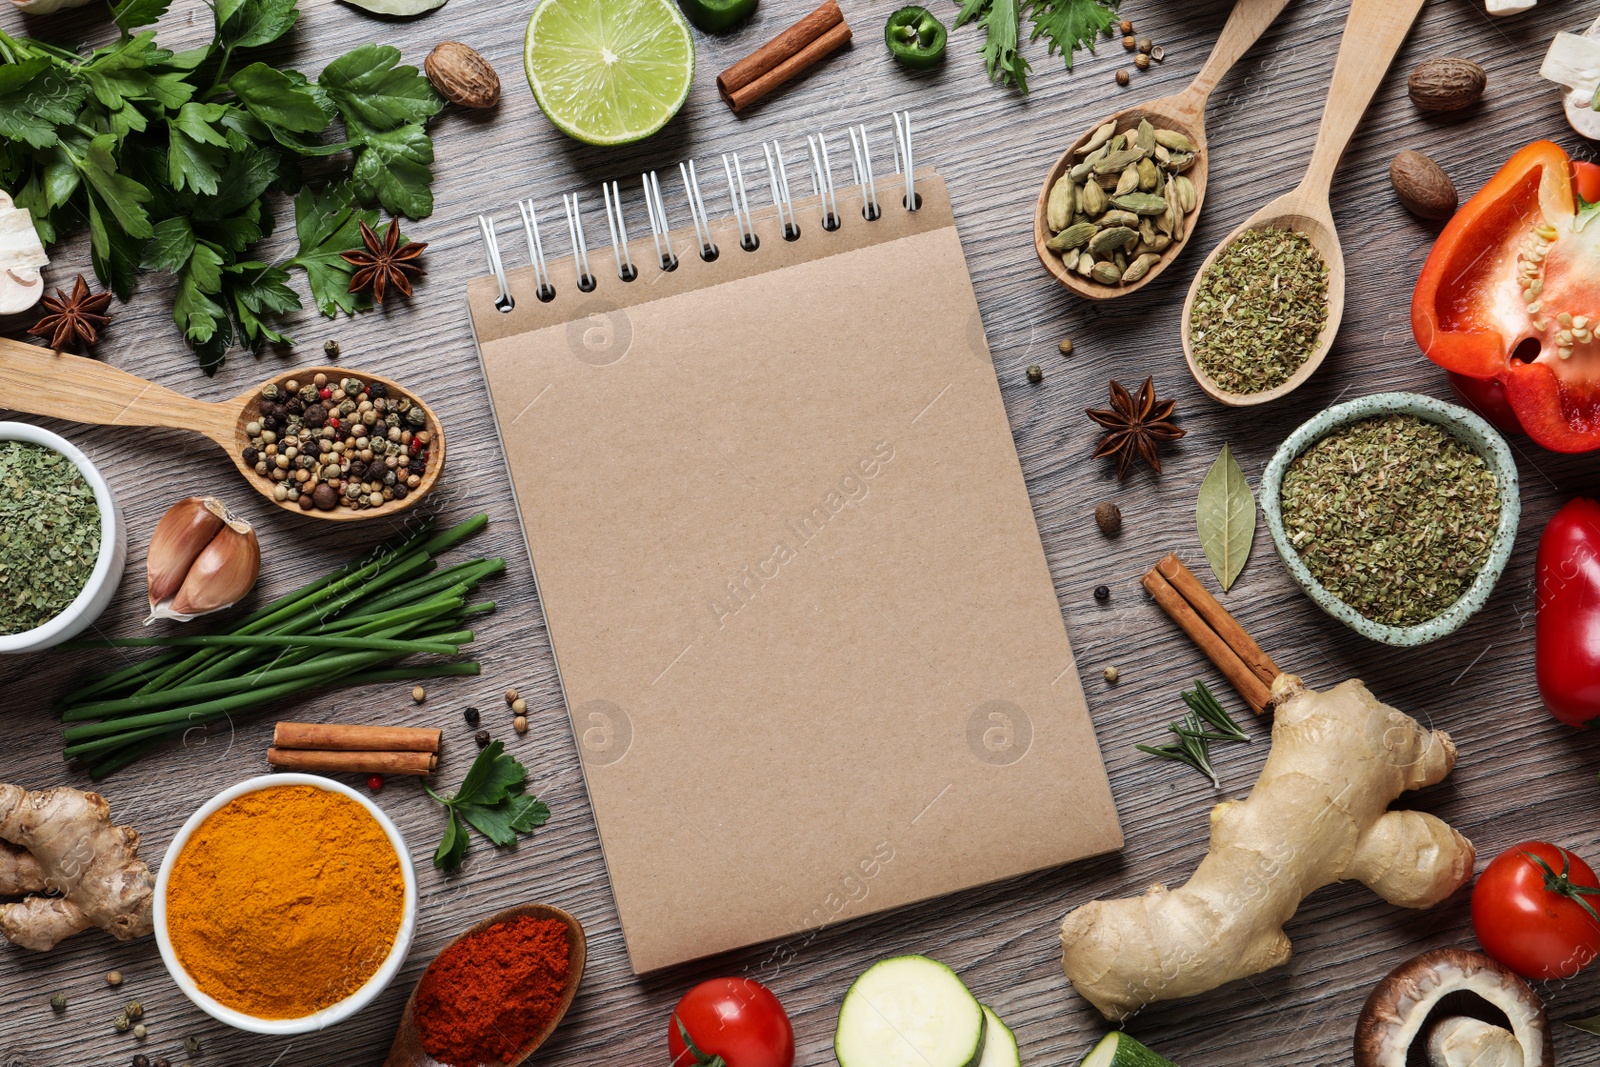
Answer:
[
  {"left": 835, "top": 955, "right": 985, "bottom": 1067},
  {"left": 977, "top": 1005, "right": 1021, "bottom": 1067},
  {"left": 1077, "top": 1032, "right": 1180, "bottom": 1067}
]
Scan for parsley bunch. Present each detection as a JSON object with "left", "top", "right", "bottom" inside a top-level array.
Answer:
[
  {"left": 954, "top": 0, "right": 1120, "bottom": 93},
  {"left": 427, "top": 740, "right": 552, "bottom": 873},
  {"left": 0, "top": 0, "right": 442, "bottom": 372}
]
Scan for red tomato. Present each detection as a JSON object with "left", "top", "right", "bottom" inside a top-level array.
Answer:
[
  {"left": 668, "top": 978, "right": 795, "bottom": 1067},
  {"left": 1574, "top": 160, "right": 1600, "bottom": 205},
  {"left": 1472, "top": 841, "right": 1600, "bottom": 979}
]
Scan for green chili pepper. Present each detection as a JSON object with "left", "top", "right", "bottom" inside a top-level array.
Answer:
[
  {"left": 679, "top": 0, "right": 758, "bottom": 33},
  {"left": 884, "top": 6, "right": 947, "bottom": 70}
]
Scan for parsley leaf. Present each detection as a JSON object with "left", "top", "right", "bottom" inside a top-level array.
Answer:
[
  {"left": 287, "top": 184, "right": 376, "bottom": 316},
  {"left": 425, "top": 741, "right": 552, "bottom": 872},
  {"left": 217, "top": 0, "right": 299, "bottom": 51},
  {"left": 318, "top": 44, "right": 442, "bottom": 135},
  {"left": 111, "top": 0, "right": 174, "bottom": 31},
  {"left": 1028, "top": 0, "right": 1118, "bottom": 70},
  {"left": 955, "top": 0, "right": 1030, "bottom": 92},
  {"left": 955, "top": 0, "right": 1118, "bottom": 92},
  {"left": 228, "top": 63, "right": 329, "bottom": 134},
  {"left": 352, "top": 124, "right": 435, "bottom": 218},
  {"left": 0, "top": 60, "right": 84, "bottom": 149}
]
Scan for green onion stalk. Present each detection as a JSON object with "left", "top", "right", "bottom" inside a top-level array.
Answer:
[{"left": 58, "top": 514, "right": 500, "bottom": 778}]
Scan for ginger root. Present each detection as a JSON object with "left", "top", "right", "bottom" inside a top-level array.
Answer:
[
  {"left": 0, "top": 786, "right": 154, "bottom": 950},
  {"left": 1061, "top": 674, "right": 1474, "bottom": 1020}
]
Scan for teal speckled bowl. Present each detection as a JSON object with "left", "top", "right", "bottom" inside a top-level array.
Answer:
[{"left": 1260, "top": 391, "right": 1521, "bottom": 647}]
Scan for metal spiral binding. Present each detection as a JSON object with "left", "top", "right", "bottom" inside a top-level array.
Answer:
[
  {"left": 679, "top": 159, "right": 718, "bottom": 262},
  {"left": 763, "top": 140, "right": 800, "bottom": 241},
  {"left": 642, "top": 170, "right": 680, "bottom": 272},
  {"left": 602, "top": 180, "right": 638, "bottom": 282},
  {"left": 892, "top": 110, "right": 919, "bottom": 211},
  {"left": 476, "top": 215, "right": 514, "bottom": 312},
  {"left": 517, "top": 198, "right": 556, "bottom": 303},
  {"left": 722, "top": 152, "right": 758, "bottom": 252},
  {"left": 476, "top": 113, "right": 918, "bottom": 303},
  {"left": 807, "top": 132, "right": 841, "bottom": 231},
  {"left": 847, "top": 124, "right": 881, "bottom": 222}
]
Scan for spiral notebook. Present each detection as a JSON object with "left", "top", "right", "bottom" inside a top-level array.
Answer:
[{"left": 466, "top": 116, "right": 1121, "bottom": 974}]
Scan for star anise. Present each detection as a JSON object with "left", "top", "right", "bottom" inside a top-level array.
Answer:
[
  {"left": 1086, "top": 376, "right": 1185, "bottom": 479},
  {"left": 28, "top": 274, "right": 113, "bottom": 351},
  {"left": 341, "top": 219, "right": 427, "bottom": 305}
]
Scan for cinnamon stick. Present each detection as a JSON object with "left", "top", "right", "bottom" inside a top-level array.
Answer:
[
  {"left": 1155, "top": 554, "right": 1280, "bottom": 687},
  {"left": 717, "top": 1, "right": 851, "bottom": 112},
  {"left": 273, "top": 722, "right": 441, "bottom": 753},
  {"left": 1141, "top": 565, "right": 1273, "bottom": 713},
  {"left": 266, "top": 749, "right": 438, "bottom": 776}
]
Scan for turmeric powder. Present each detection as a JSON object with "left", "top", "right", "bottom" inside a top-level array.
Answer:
[{"left": 165, "top": 784, "right": 405, "bottom": 1019}]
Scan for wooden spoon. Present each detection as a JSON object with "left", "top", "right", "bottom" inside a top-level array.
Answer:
[
  {"left": 382, "top": 903, "right": 587, "bottom": 1067},
  {"left": 1033, "top": 0, "right": 1293, "bottom": 299},
  {"left": 1180, "top": 0, "right": 1427, "bottom": 406},
  {"left": 0, "top": 337, "right": 444, "bottom": 521}
]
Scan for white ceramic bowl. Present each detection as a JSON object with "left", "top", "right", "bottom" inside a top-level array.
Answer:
[
  {"left": 0, "top": 422, "right": 125, "bottom": 653},
  {"left": 154, "top": 773, "right": 418, "bottom": 1035}
]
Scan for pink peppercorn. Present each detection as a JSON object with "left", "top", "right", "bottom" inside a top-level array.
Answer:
[{"left": 368, "top": 774, "right": 384, "bottom": 792}]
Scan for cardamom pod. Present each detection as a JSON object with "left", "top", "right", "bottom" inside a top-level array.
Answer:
[
  {"left": 1137, "top": 157, "right": 1160, "bottom": 192},
  {"left": 1092, "top": 149, "right": 1144, "bottom": 175},
  {"left": 1075, "top": 251, "right": 1096, "bottom": 276},
  {"left": 1069, "top": 160, "right": 1094, "bottom": 183},
  {"left": 1154, "top": 144, "right": 1171, "bottom": 166},
  {"left": 1075, "top": 120, "right": 1117, "bottom": 157},
  {"left": 1100, "top": 209, "right": 1141, "bottom": 229},
  {"left": 1121, "top": 253, "right": 1162, "bottom": 284},
  {"left": 1174, "top": 174, "right": 1196, "bottom": 213},
  {"left": 1047, "top": 176, "right": 1075, "bottom": 232},
  {"left": 1136, "top": 119, "right": 1155, "bottom": 157},
  {"left": 1091, "top": 261, "right": 1124, "bottom": 285},
  {"left": 1154, "top": 129, "right": 1197, "bottom": 153},
  {"left": 1139, "top": 218, "right": 1157, "bottom": 244},
  {"left": 1114, "top": 165, "right": 1141, "bottom": 197},
  {"left": 1147, "top": 233, "right": 1173, "bottom": 252},
  {"left": 1170, "top": 151, "right": 1197, "bottom": 173},
  {"left": 1112, "top": 192, "right": 1169, "bottom": 215},
  {"left": 1080, "top": 180, "right": 1107, "bottom": 217},
  {"left": 1047, "top": 221, "right": 1098, "bottom": 253},
  {"left": 1088, "top": 226, "right": 1138, "bottom": 256}
]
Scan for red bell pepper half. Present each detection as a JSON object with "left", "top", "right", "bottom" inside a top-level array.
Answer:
[
  {"left": 1414, "top": 142, "right": 1600, "bottom": 452},
  {"left": 1537, "top": 497, "right": 1600, "bottom": 727}
]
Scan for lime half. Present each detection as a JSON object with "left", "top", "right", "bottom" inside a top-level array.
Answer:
[{"left": 525, "top": 0, "right": 695, "bottom": 147}]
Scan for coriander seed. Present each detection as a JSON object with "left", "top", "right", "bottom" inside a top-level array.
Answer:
[
  {"left": 514, "top": 715, "right": 529, "bottom": 734},
  {"left": 1119, "top": 18, "right": 1133, "bottom": 32},
  {"left": 412, "top": 686, "right": 426, "bottom": 704},
  {"left": 1116, "top": 69, "right": 1130, "bottom": 86},
  {"left": 511, "top": 697, "right": 527, "bottom": 715},
  {"left": 106, "top": 971, "right": 123, "bottom": 987},
  {"left": 1136, "top": 37, "right": 1152, "bottom": 53},
  {"left": 1058, "top": 338, "right": 1074, "bottom": 357},
  {"left": 1135, "top": 53, "right": 1151, "bottom": 70},
  {"left": 1123, "top": 35, "right": 1137, "bottom": 50},
  {"left": 504, "top": 688, "right": 520, "bottom": 705}
]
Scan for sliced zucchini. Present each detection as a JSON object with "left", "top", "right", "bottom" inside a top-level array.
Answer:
[
  {"left": 1077, "top": 1032, "right": 1180, "bottom": 1067},
  {"left": 977, "top": 1005, "right": 1021, "bottom": 1067},
  {"left": 835, "top": 955, "right": 985, "bottom": 1067}
]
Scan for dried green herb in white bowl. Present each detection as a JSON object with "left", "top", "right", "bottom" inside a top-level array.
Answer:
[
  {"left": 1260, "top": 393, "right": 1520, "bottom": 647},
  {"left": 0, "top": 423, "right": 125, "bottom": 653}
]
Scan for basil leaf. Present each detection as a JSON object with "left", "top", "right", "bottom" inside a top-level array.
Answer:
[{"left": 1196, "top": 443, "right": 1255, "bottom": 592}]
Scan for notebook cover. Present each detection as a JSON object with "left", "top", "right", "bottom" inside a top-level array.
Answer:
[{"left": 468, "top": 174, "right": 1122, "bottom": 973}]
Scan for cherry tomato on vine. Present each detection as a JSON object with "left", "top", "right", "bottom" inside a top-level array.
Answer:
[
  {"left": 668, "top": 978, "right": 795, "bottom": 1067},
  {"left": 1472, "top": 841, "right": 1600, "bottom": 980}
]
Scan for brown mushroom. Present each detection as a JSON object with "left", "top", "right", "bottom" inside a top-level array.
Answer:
[{"left": 1354, "top": 949, "right": 1552, "bottom": 1067}]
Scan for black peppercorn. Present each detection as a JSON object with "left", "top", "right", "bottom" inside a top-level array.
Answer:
[
  {"left": 153, "top": 1060, "right": 170, "bottom": 1067},
  {"left": 394, "top": 484, "right": 409, "bottom": 499},
  {"left": 464, "top": 707, "right": 481, "bottom": 726},
  {"left": 284, "top": 396, "right": 304, "bottom": 415},
  {"left": 475, "top": 729, "right": 491, "bottom": 749},
  {"left": 261, "top": 414, "right": 283, "bottom": 433},
  {"left": 242, "top": 447, "right": 259, "bottom": 466},
  {"left": 368, "top": 382, "right": 388, "bottom": 400},
  {"left": 133, "top": 1056, "right": 150, "bottom": 1067},
  {"left": 1093, "top": 585, "right": 1110, "bottom": 602},
  {"left": 347, "top": 460, "right": 368, "bottom": 481},
  {"left": 304, "top": 403, "right": 327, "bottom": 428}
]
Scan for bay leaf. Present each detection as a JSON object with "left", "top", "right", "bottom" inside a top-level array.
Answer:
[
  {"left": 1196, "top": 443, "right": 1255, "bottom": 592},
  {"left": 338, "top": 0, "right": 447, "bottom": 16},
  {"left": 1569, "top": 1014, "right": 1600, "bottom": 1036}
]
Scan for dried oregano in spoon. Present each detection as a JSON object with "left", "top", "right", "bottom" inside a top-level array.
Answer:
[
  {"left": 1189, "top": 228, "right": 1330, "bottom": 394},
  {"left": 1280, "top": 414, "right": 1499, "bottom": 626}
]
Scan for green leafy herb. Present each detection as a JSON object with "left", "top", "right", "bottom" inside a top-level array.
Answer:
[
  {"left": 953, "top": 0, "right": 1118, "bottom": 92},
  {"left": 1196, "top": 443, "right": 1256, "bottom": 592},
  {"left": 426, "top": 741, "right": 551, "bottom": 873},
  {"left": 0, "top": 1, "right": 441, "bottom": 373},
  {"left": 1570, "top": 1011, "right": 1600, "bottom": 1037},
  {"left": 1136, "top": 681, "right": 1250, "bottom": 786}
]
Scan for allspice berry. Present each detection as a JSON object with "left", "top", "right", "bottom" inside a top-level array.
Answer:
[
  {"left": 1115, "top": 69, "right": 1131, "bottom": 87},
  {"left": 312, "top": 483, "right": 339, "bottom": 511},
  {"left": 475, "top": 729, "right": 492, "bottom": 749},
  {"left": 1094, "top": 501, "right": 1122, "bottom": 537}
]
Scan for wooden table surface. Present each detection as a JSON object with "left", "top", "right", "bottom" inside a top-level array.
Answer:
[{"left": 3, "top": 0, "right": 1599, "bottom": 1064}]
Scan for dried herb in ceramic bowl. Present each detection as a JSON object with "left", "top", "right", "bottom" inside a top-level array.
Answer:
[{"left": 0, "top": 440, "right": 102, "bottom": 636}]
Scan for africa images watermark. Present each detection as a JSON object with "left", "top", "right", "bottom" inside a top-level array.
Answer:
[{"left": 705, "top": 440, "right": 896, "bottom": 630}]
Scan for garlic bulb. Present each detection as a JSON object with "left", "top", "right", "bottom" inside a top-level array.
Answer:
[{"left": 145, "top": 497, "right": 260, "bottom": 624}]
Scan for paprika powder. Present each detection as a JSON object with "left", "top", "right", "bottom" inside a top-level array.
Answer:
[{"left": 414, "top": 914, "right": 571, "bottom": 1066}]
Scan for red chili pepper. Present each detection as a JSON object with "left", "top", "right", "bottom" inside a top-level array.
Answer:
[
  {"left": 1413, "top": 142, "right": 1600, "bottom": 452},
  {"left": 1536, "top": 498, "right": 1600, "bottom": 727}
]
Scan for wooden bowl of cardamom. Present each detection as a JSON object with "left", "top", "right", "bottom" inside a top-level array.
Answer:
[{"left": 1034, "top": 103, "right": 1207, "bottom": 300}]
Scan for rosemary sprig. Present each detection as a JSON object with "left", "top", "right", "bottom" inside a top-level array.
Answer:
[{"left": 1136, "top": 681, "right": 1251, "bottom": 786}]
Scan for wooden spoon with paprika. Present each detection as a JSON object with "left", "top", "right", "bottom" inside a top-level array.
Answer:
[{"left": 383, "top": 903, "right": 586, "bottom": 1067}]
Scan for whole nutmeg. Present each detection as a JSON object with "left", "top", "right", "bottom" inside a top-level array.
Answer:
[
  {"left": 425, "top": 41, "right": 501, "bottom": 110},
  {"left": 1390, "top": 150, "right": 1458, "bottom": 220},
  {"left": 1408, "top": 57, "right": 1486, "bottom": 113},
  {"left": 1094, "top": 501, "right": 1122, "bottom": 537}
]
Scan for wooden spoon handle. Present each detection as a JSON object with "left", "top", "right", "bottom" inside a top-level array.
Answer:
[
  {"left": 0, "top": 337, "right": 233, "bottom": 446},
  {"left": 1177, "top": 0, "right": 1296, "bottom": 115},
  {"left": 1298, "top": 0, "right": 1427, "bottom": 200}
]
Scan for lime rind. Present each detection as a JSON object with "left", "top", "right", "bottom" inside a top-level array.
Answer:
[{"left": 525, "top": 0, "right": 695, "bottom": 147}]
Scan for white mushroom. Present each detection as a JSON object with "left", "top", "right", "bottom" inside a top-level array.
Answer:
[
  {"left": 0, "top": 192, "right": 48, "bottom": 316},
  {"left": 1354, "top": 949, "right": 1552, "bottom": 1067},
  {"left": 1542, "top": 16, "right": 1600, "bottom": 140},
  {"left": 1487, "top": 0, "right": 1536, "bottom": 15}
]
